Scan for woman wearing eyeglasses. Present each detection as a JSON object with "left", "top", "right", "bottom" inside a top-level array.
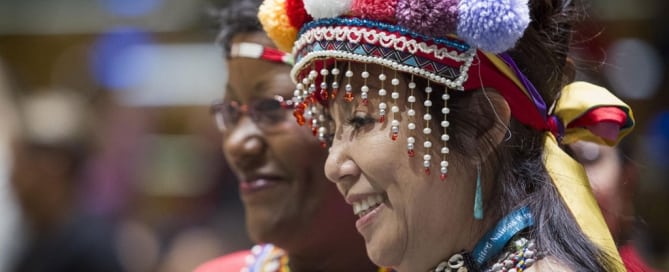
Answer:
[{"left": 195, "top": 0, "right": 381, "bottom": 271}]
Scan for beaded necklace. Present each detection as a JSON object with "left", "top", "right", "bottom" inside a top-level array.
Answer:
[
  {"left": 429, "top": 207, "right": 539, "bottom": 272},
  {"left": 242, "top": 244, "right": 393, "bottom": 272}
]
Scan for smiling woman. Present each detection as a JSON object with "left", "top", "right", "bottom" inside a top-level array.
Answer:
[
  {"left": 194, "top": 0, "right": 382, "bottom": 271},
  {"left": 257, "top": 0, "right": 636, "bottom": 271}
]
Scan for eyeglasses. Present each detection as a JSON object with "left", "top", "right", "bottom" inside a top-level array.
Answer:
[{"left": 211, "top": 95, "right": 295, "bottom": 133}]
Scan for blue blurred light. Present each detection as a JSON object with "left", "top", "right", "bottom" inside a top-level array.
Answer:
[
  {"left": 90, "top": 27, "right": 154, "bottom": 90},
  {"left": 99, "top": 0, "right": 162, "bottom": 17},
  {"left": 644, "top": 111, "right": 669, "bottom": 165}
]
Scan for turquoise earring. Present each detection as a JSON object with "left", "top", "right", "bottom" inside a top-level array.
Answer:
[{"left": 474, "top": 164, "right": 483, "bottom": 220}]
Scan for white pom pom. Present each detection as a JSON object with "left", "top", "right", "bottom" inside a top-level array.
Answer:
[{"left": 303, "top": 0, "right": 353, "bottom": 19}]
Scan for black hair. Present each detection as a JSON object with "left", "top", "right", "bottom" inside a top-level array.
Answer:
[
  {"left": 212, "top": 0, "right": 264, "bottom": 58},
  {"left": 435, "top": 0, "right": 621, "bottom": 270}
]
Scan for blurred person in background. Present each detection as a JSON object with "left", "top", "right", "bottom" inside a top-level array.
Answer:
[
  {"left": 569, "top": 136, "right": 658, "bottom": 271},
  {"left": 9, "top": 89, "right": 124, "bottom": 272},
  {"left": 0, "top": 58, "right": 23, "bottom": 272},
  {"left": 194, "top": 0, "right": 380, "bottom": 271}
]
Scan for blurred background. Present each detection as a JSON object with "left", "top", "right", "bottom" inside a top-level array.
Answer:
[{"left": 0, "top": 0, "right": 667, "bottom": 271}]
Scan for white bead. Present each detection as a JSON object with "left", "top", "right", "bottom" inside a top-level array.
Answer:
[
  {"left": 442, "top": 93, "right": 450, "bottom": 100},
  {"left": 361, "top": 85, "right": 369, "bottom": 92},
  {"left": 302, "top": 78, "right": 310, "bottom": 85},
  {"left": 332, "top": 82, "right": 339, "bottom": 88},
  {"left": 408, "top": 123, "right": 416, "bottom": 130},
  {"left": 379, "top": 89, "right": 387, "bottom": 96},
  {"left": 442, "top": 107, "right": 450, "bottom": 114},
  {"left": 440, "top": 161, "right": 448, "bottom": 167},
  {"left": 320, "top": 69, "right": 329, "bottom": 76},
  {"left": 345, "top": 70, "right": 353, "bottom": 77},
  {"left": 440, "top": 166, "right": 448, "bottom": 174},
  {"left": 379, "top": 103, "right": 387, "bottom": 109},
  {"left": 423, "top": 127, "right": 432, "bottom": 134},
  {"left": 441, "top": 147, "right": 449, "bottom": 154},
  {"left": 391, "top": 106, "right": 399, "bottom": 113},
  {"left": 331, "top": 68, "right": 340, "bottom": 75},
  {"left": 423, "top": 160, "right": 431, "bottom": 167},
  {"left": 391, "top": 78, "right": 400, "bottom": 86},
  {"left": 379, "top": 74, "right": 386, "bottom": 81},
  {"left": 408, "top": 82, "right": 416, "bottom": 89},
  {"left": 441, "top": 134, "right": 450, "bottom": 141},
  {"left": 408, "top": 95, "right": 416, "bottom": 103},
  {"left": 441, "top": 120, "right": 450, "bottom": 127},
  {"left": 318, "top": 127, "right": 326, "bottom": 133},
  {"left": 423, "top": 154, "right": 431, "bottom": 161},
  {"left": 309, "top": 70, "right": 318, "bottom": 78},
  {"left": 391, "top": 92, "right": 400, "bottom": 99},
  {"left": 424, "top": 100, "right": 432, "bottom": 107},
  {"left": 361, "top": 71, "right": 369, "bottom": 78},
  {"left": 408, "top": 109, "right": 416, "bottom": 116},
  {"left": 294, "top": 90, "right": 301, "bottom": 97},
  {"left": 408, "top": 137, "right": 415, "bottom": 144},
  {"left": 391, "top": 120, "right": 400, "bottom": 126},
  {"left": 424, "top": 141, "right": 432, "bottom": 148},
  {"left": 425, "top": 86, "right": 433, "bottom": 93},
  {"left": 423, "top": 114, "right": 432, "bottom": 121},
  {"left": 408, "top": 143, "right": 414, "bottom": 149},
  {"left": 320, "top": 82, "right": 327, "bottom": 89}
]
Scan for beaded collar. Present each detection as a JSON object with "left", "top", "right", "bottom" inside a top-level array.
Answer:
[
  {"left": 242, "top": 244, "right": 393, "bottom": 272},
  {"left": 430, "top": 207, "right": 537, "bottom": 272}
]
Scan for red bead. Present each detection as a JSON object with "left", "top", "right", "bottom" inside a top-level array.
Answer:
[
  {"left": 379, "top": 115, "right": 385, "bottom": 123},
  {"left": 331, "top": 88, "right": 338, "bottom": 99},
  {"left": 391, "top": 132, "right": 398, "bottom": 141},
  {"left": 440, "top": 173, "right": 447, "bottom": 181},
  {"left": 344, "top": 92, "right": 354, "bottom": 102},
  {"left": 408, "top": 149, "right": 415, "bottom": 157},
  {"left": 424, "top": 167, "right": 430, "bottom": 175},
  {"left": 320, "top": 141, "right": 327, "bottom": 148},
  {"left": 293, "top": 112, "right": 305, "bottom": 126},
  {"left": 362, "top": 98, "right": 368, "bottom": 105},
  {"left": 312, "top": 127, "right": 318, "bottom": 136},
  {"left": 320, "top": 89, "right": 328, "bottom": 101}
]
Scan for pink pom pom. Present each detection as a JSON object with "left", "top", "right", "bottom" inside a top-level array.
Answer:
[
  {"left": 396, "top": 0, "right": 459, "bottom": 36},
  {"left": 351, "top": 0, "right": 398, "bottom": 22}
]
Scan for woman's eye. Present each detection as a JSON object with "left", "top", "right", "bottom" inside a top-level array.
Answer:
[{"left": 347, "top": 115, "right": 376, "bottom": 129}]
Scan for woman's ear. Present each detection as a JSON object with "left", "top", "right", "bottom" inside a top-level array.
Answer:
[{"left": 471, "top": 89, "right": 511, "bottom": 163}]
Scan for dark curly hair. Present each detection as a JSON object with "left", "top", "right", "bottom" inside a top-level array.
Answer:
[{"left": 212, "top": 0, "right": 264, "bottom": 58}]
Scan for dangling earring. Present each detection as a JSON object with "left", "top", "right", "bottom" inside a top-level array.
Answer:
[{"left": 474, "top": 164, "right": 483, "bottom": 220}]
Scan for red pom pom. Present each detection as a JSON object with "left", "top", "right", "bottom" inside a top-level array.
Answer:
[
  {"left": 285, "top": 0, "right": 313, "bottom": 29},
  {"left": 351, "top": 0, "right": 398, "bottom": 22}
]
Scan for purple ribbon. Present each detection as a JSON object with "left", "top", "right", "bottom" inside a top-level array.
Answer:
[{"left": 499, "top": 53, "right": 548, "bottom": 123}]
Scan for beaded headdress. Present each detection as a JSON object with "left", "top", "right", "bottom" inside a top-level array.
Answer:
[{"left": 258, "top": 0, "right": 634, "bottom": 269}]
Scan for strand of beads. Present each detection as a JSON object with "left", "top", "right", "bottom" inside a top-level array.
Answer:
[
  {"left": 488, "top": 238, "right": 538, "bottom": 272},
  {"left": 390, "top": 69, "right": 401, "bottom": 141},
  {"left": 440, "top": 90, "right": 451, "bottom": 181},
  {"left": 378, "top": 67, "right": 388, "bottom": 123},
  {"left": 407, "top": 75, "right": 417, "bottom": 157},
  {"left": 422, "top": 81, "right": 434, "bottom": 176}
]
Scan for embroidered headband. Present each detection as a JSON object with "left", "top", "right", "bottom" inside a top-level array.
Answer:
[
  {"left": 230, "top": 42, "right": 293, "bottom": 65},
  {"left": 257, "top": 1, "right": 634, "bottom": 269}
]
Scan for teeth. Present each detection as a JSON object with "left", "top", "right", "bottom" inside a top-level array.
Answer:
[{"left": 353, "top": 194, "right": 384, "bottom": 217}]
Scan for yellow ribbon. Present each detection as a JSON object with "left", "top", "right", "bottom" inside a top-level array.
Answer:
[
  {"left": 543, "top": 81, "right": 636, "bottom": 271},
  {"left": 553, "top": 81, "right": 635, "bottom": 146}
]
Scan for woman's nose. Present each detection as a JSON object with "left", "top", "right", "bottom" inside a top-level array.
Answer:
[
  {"left": 222, "top": 117, "right": 266, "bottom": 169},
  {"left": 324, "top": 141, "right": 361, "bottom": 186}
]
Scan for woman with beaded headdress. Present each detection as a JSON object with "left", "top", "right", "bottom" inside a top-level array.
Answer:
[
  {"left": 195, "top": 0, "right": 386, "bottom": 271},
  {"left": 258, "top": 0, "right": 635, "bottom": 271}
]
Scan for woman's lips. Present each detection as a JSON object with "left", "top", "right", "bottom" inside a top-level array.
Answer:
[
  {"left": 355, "top": 203, "right": 385, "bottom": 234},
  {"left": 238, "top": 177, "right": 282, "bottom": 194}
]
